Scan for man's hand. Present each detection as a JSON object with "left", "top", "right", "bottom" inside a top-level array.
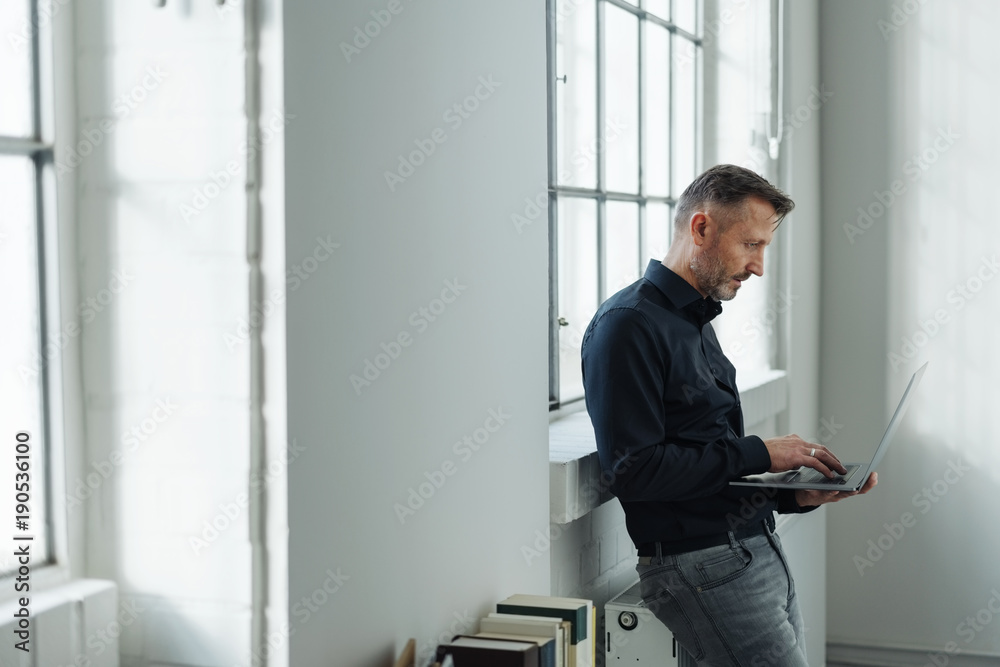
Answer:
[
  {"left": 795, "top": 472, "right": 878, "bottom": 509},
  {"left": 763, "top": 433, "right": 848, "bottom": 478}
]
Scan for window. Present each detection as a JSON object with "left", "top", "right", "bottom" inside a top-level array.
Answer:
[
  {"left": 548, "top": 0, "right": 703, "bottom": 407},
  {"left": 701, "top": 0, "right": 784, "bottom": 379},
  {"left": 1, "top": 0, "right": 55, "bottom": 575}
]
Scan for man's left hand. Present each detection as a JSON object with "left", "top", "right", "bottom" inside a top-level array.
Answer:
[{"left": 795, "top": 472, "right": 878, "bottom": 509}]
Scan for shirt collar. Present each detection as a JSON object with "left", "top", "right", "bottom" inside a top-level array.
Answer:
[{"left": 642, "top": 259, "right": 723, "bottom": 324}]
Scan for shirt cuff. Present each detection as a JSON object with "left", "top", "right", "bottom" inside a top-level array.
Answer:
[
  {"left": 738, "top": 435, "right": 771, "bottom": 475},
  {"left": 776, "top": 488, "right": 821, "bottom": 514}
]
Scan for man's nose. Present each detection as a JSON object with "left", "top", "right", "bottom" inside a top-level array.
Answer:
[{"left": 747, "top": 250, "right": 765, "bottom": 277}]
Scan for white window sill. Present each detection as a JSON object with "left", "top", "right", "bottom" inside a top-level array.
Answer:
[
  {"left": 0, "top": 577, "right": 116, "bottom": 615},
  {"left": 549, "top": 369, "right": 788, "bottom": 524},
  {"left": 0, "top": 578, "right": 118, "bottom": 653}
]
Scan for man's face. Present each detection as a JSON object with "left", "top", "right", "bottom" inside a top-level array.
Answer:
[{"left": 690, "top": 196, "right": 778, "bottom": 301}]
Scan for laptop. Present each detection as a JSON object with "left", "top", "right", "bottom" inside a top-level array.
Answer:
[{"left": 729, "top": 362, "right": 928, "bottom": 492}]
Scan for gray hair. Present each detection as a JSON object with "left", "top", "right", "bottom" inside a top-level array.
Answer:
[{"left": 674, "top": 164, "right": 795, "bottom": 233}]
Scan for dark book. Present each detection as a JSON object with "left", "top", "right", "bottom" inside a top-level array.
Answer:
[
  {"left": 436, "top": 636, "right": 540, "bottom": 667},
  {"left": 474, "top": 633, "right": 555, "bottom": 667}
]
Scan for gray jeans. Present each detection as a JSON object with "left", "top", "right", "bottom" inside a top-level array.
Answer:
[{"left": 635, "top": 526, "right": 809, "bottom": 666}]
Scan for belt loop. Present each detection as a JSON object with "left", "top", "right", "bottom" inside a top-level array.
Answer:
[
  {"left": 655, "top": 542, "right": 662, "bottom": 559},
  {"left": 727, "top": 530, "right": 739, "bottom": 549},
  {"left": 765, "top": 514, "right": 775, "bottom": 534}
]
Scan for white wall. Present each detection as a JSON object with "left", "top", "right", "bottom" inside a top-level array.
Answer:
[
  {"left": 819, "top": 0, "right": 896, "bottom": 652},
  {"left": 778, "top": 0, "right": 829, "bottom": 661},
  {"left": 257, "top": 0, "right": 290, "bottom": 663},
  {"left": 72, "top": 1, "right": 265, "bottom": 664},
  {"left": 281, "top": 2, "right": 550, "bottom": 666},
  {"left": 823, "top": 0, "right": 1000, "bottom": 660}
]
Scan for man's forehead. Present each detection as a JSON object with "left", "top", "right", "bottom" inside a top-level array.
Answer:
[
  {"left": 744, "top": 196, "right": 779, "bottom": 224},
  {"left": 741, "top": 198, "right": 778, "bottom": 233},
  {"left": 727, "top": 213, "right": 776, "bottom": 245}
]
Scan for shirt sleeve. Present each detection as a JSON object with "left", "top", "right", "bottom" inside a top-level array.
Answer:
[
  {"left": 582, "top": 306, "right": 773, "bottom": 503},
  {"left": 776, "top": 489, "right": 822, "bottom": 515}
]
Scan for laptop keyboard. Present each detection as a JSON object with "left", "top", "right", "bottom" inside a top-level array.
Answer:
[{"left": 788, "top": 464, "right": 861, "bottom": 485}]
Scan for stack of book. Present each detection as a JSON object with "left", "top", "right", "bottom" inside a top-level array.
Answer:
[{"left": 432, "top": 594, "right": 595, "bottom": 667}]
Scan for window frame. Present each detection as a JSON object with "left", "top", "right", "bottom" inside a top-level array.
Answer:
[
  {"left": 547, "top": 0, "right": 704, "bottom": 410},
  {"left": 0, "top": 0, "right": 59, "bottom": 579}
]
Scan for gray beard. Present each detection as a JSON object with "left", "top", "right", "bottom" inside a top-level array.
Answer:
[{"left": 690, "top": 248, "right": 739, "bottom": 301}]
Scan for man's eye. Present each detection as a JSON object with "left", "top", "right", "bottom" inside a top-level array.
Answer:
[{"left": 746, "top": 242, "right": 759, "bottom": 249}]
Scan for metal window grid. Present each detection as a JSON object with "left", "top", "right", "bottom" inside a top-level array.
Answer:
[
  {"left": 1, "top": 0, "right": 56, "bottom": 568},
  {"left": 548, "top": 0, "right": 703, "bottom": 408}
]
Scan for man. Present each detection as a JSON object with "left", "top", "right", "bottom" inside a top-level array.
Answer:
[{"left": 580, "top": 164, "right": 876, "bottom": 666}]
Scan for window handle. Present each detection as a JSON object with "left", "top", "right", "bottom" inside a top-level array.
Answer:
[{"left": 767, "top": 0, "right": 785, "bottom": 160}]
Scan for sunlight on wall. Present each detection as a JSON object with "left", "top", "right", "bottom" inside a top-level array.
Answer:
[
  {"left": 75, "top": 0, "right": 256, "bottom": 663},
  {"left": 887, "top": 0, "right": 1000, "bottom": 480}
]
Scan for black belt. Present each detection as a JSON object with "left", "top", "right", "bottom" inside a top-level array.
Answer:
[{"left": 637, "top": 515, "right": 775, "bottom": 558}]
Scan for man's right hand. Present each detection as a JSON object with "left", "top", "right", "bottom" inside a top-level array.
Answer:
[{"left": 763, "top": 434, "right": 848, "bottom": 478}]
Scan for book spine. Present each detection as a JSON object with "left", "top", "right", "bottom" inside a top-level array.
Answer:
[
  {"left": 590, "top": 605, "right": 597, "bottom": 667},
  {"left": 495, "top": 604, "right": 587, "bottom": 644}
]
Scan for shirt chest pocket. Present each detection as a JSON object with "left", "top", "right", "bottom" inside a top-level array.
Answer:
[
  {"left": 664, "top": 361, "right": 741, "bottom": 440},
  {"left": 669, "top": 361, "right": 735, "bottom": 409}
]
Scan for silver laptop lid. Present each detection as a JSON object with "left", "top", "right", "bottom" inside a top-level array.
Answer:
[{"left": 863, "top": 361, "right": 928, "bottom": 476}]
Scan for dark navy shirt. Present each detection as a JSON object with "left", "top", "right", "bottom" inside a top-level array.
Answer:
[{"left": 581, "top": 259, "right": 814, "bottom": 548}]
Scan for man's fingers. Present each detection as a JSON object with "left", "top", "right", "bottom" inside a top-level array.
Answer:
[
  {"left": 798, "top": 444, "right": 840, "bottom": 478},
  {"left": 765, "top": 437, "right": 848, "bottom": 476},
  {"left": 807, "top": 444, "right": 848, "bottom": 475},
  {"left": 814, "top": 444, "right": 848, "bottom": 473},
  {"left": 859, "top": 472, "right": 878, "bottom": 493},
  {"left": 801, "top": 455, "right": 834, "bottom": 478},
  {"left": 836, "top": 473, "right": 878, "bottom": 498},
  {"left": 799, "top": 472, "right": 879, "bottom": 508}
]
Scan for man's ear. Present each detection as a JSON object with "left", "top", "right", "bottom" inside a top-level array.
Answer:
[{"left": 689, "top": 211, "right": 709, "bottom": 247}]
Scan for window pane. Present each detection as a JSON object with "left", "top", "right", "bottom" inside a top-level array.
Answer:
[
  {"left": 604, "top": 4, "right": 639, "bottom": 194},
  {"left": 605, "top": 201, "right": 640, "bottom": 297},
  {"left": 0, "top": 0, "right": 34, "bottom": 137},
  {"left": 556, "top": 0, "right": 597, "bottom": 188},
  {"left": 557, "top": 198, "right": 598, "bottom": 403},
  {"left": 645, "top": 22, "right": 670, "bottom": 196},
  {"left": 642, "top": 0, "right": 670, "bottom": 21},
  {"left": 645, "top": 202, "right": 672, "bottom": 262},
  {"left": 674, "top": 0, "right": 699, "bottom": 35},
  {"left": 672, "top": 34, "right": 698, "bottom": 195},
  {"left": 711, "top": 252, "right": 776, "bottom": 374},
  {"left": 0, "top": 156, "right": 45, "bottom": 575}
]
